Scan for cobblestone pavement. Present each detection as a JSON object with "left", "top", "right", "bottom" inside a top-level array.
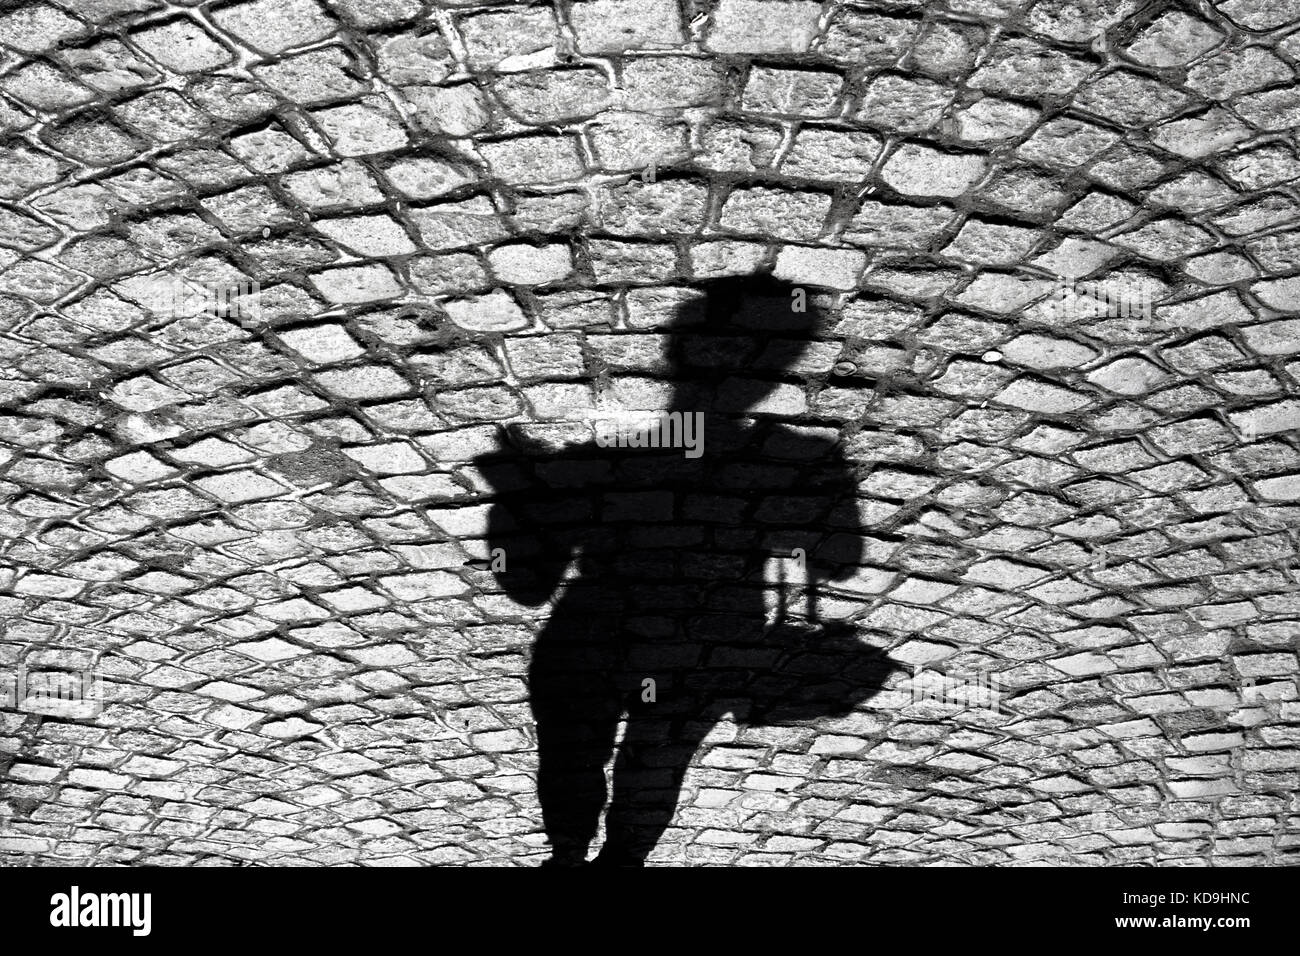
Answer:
[{"left": 1, "top": 0, "right": 1299, "bottom": 867}]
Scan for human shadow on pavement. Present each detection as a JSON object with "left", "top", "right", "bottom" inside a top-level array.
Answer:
[{"left": 473, "top": 275, "right": 900, "bottom": 866}]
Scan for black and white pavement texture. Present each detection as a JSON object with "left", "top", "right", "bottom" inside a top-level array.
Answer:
[{"left": 1, "top": 0, "right": 1299, "bottom": 867}]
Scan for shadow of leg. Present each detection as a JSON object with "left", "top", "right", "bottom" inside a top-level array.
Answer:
[
  {"left": 596, "top": 713, "right": 711, "bottom": 866},
  {"left": 532, "top": 648, "right": 621, "bottom": 866}
]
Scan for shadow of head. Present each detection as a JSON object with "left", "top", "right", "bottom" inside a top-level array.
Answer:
[{"left": 662, "top": 274, "right": 838, "bottom": 413}]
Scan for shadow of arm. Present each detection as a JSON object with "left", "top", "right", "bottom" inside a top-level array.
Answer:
[
  {"left": 811, "top": 448, "right": 869, "bottom": 586},
  {"left": 474, "top": 451, "right": 573, "bottom": 607},
  {"left": 485, "top": 494, "right": 571, "bottom": 607}
]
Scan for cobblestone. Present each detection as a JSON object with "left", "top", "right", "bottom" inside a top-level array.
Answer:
[{"left": 0, "top": 0, "right": 1296, "bottom": 869}]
